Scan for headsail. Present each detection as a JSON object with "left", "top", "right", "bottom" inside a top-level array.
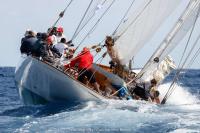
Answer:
[
  {"left": 113, "top": 0, "right": 182, "bottom": 65},
  {"left": 137, "top": 0, "right": 200, "bottom": 82}
]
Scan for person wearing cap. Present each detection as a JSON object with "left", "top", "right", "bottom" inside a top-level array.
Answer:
[
  {"left": 20, "top": 30, "right": 38, "bottom": 55},
  {"left": 68, "top": 47, "right": 100, "bottom": 93},
  {"left": 56, "top": 26, "right": 66, "bottom": 43}
]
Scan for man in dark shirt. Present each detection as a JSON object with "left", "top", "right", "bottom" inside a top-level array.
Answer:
[
  {"left": 31, "top": 33, "right": 48, "bottom": 57},
  {"left": 20, "top": 30, "right": 37, "bottom": 55}
]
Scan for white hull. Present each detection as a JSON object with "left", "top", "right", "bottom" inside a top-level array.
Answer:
[{"left": 15, "top": 56, "right": 106, "bottom": 105}]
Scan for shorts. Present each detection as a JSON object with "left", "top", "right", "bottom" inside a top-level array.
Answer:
[{"left": 132, "top": 85, "right": 150, "bottom": 101}]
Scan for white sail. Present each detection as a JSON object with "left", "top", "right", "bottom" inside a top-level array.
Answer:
[
  {"left": 113, "top": 0, "right": 182, "bottom": 65},
  {"left": 137, "top": 0, "right": 200, "bottom": 81}
]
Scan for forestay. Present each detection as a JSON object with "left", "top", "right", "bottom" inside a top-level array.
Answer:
[
  {"left": 113, "top": 0, "right": 182, "bottom": 65},
  {"left": 72, "top": 0, "right": 105, "bottom": 40},
  {"left": 137, "top": 0, "right": 200, "bottom": 81}
]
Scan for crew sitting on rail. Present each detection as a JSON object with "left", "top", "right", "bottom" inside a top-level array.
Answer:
[
  {"left": 130, "top": 79, "right": 161, "bottom": 104},
  {"left": 46, "top": 36, "right": 62, "bottom": 58},
  {"left": 66, "top": 47, "right": 100, "bottom": 93},
  {"left": 54, "top": 38, "right": 74, "bottom": 56},
  {"left": 31, "top": 33, "right": 54, "bottom": 63},
  {"left": 20, "top": 29, "right": 37, "bottom": 55},
  {"left": 56, "top": 26, "right": 66, "bottom": 43},
  {"left": 129, "top": 83, "right": 152, "bottom": 102},
  {"left": 47, "top": 27, "right": 58, "bottom": 45}
]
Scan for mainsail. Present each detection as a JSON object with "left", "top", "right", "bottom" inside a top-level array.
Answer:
[
  {"left": 113, "top": 0, "right": 182, "bottom": 65},
  {"left": 137, "top": 0, "right": 200, "bottom": 81}
]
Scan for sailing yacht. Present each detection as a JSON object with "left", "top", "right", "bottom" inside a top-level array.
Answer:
[{"left": 15, "top": 0, "right": 200, "bottom": 105}]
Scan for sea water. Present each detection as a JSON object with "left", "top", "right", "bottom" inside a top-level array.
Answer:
[{"left": 0, "top": 67, "right": 200, "bottom": 133}]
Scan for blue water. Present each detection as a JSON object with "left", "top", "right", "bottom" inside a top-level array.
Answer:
[{"left": 0, "top": 67, "right": 200, "bottom": 133}]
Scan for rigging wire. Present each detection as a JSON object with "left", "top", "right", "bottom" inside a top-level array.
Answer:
[
  {"left": 71, "top": 0, "right": 94, "bottom": 41},
  {"left": 78, "top": 52, "right": 107, "bottom": 78},
  {"left": 135, "top": 1, "right": 194, "bottom": 80},
  {"left": 93, "top": 0, "right": 136, "bottom": 49},
  {"left": 50, "top": 0, "right": 74, "bottom": 31},
  {"left": 112, "top": 0, "right": 136, "bottom": 36},
  {"left": 116, "top": 0, "right": 153, "bottom": 41},
  {"left": 186, "top": 37, "right": 200, "bottom": 68},
  {"left": 161, "top": 29, "right": 200, "bottom": 105},
  {"left": 177, "top": 9, "right": 200, "bottom": 69},
  {"left": 161, "top": 5, "right": 200, "bottom": 104},
  {"left": 75, "top": 0, "right": 116, "bottom": 52},
  {"left": 136, "top": 0, "right": 200, "bottom": 81},
  {"left": 72, "top": 0, "right": 107, "bottom": 40},
  {"left": 87, "top": 52, "right": 107, "bottom": 85}
]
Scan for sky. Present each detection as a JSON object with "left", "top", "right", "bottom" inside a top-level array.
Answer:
[{"left": 0, "top": 0, "right": 199, "bottom": 69}]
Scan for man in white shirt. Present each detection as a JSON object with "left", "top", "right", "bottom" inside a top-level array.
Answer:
[{"left": 54, "top": 38, "right": 68, "bottom": 55}]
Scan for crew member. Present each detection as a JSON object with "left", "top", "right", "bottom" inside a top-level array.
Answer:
[
  {"left": 149, "top": 79, "right": 160, "bottom": 104},
  {"left": 56, "top": 26, "right": 66, "bottom": 42},
  {"left": 20, "top": 30, "right": 37, "bottom": 55},
  {"left": 47, "top": 27, "right": 58, "bottom": 45},
  {"left": 69, "top": 47, "right": 100, "bottom": 93},
  {"left": 104, "top": 36, "right": 127, "bottom": 78},
  {"left": 46, "top": 36, "right": 62, "bottom": 58}
]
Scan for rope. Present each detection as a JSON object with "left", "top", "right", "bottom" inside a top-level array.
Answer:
[
  {"left": 112, "top": 0, "right": 135, "bottom": 35},
  {"left": 161, "top": 5, "right": 200, "bottom": 104},
  {"left": 75, "top": 0, "right": 116, "bottom": 52},
  {"left": 49, "top": 0, "right": 74, "bottom": 33},
  {"left": 72, "top": 0, "right": 108, "bottom": 40},
  {"left": 71, "top": 0, "right": 94, "bottom": 40}
]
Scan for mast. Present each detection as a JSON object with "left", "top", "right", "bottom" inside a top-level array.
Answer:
[{"left": 136, "top": 0, "right": 200, "bottom": 81}]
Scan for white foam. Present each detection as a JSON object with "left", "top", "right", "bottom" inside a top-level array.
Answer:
[
  {"left": 169, "top": 128, "right": 200, "bottom": 133},
  {"left": 158, "top": 83, "right": 199, "bottom": 105}
]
